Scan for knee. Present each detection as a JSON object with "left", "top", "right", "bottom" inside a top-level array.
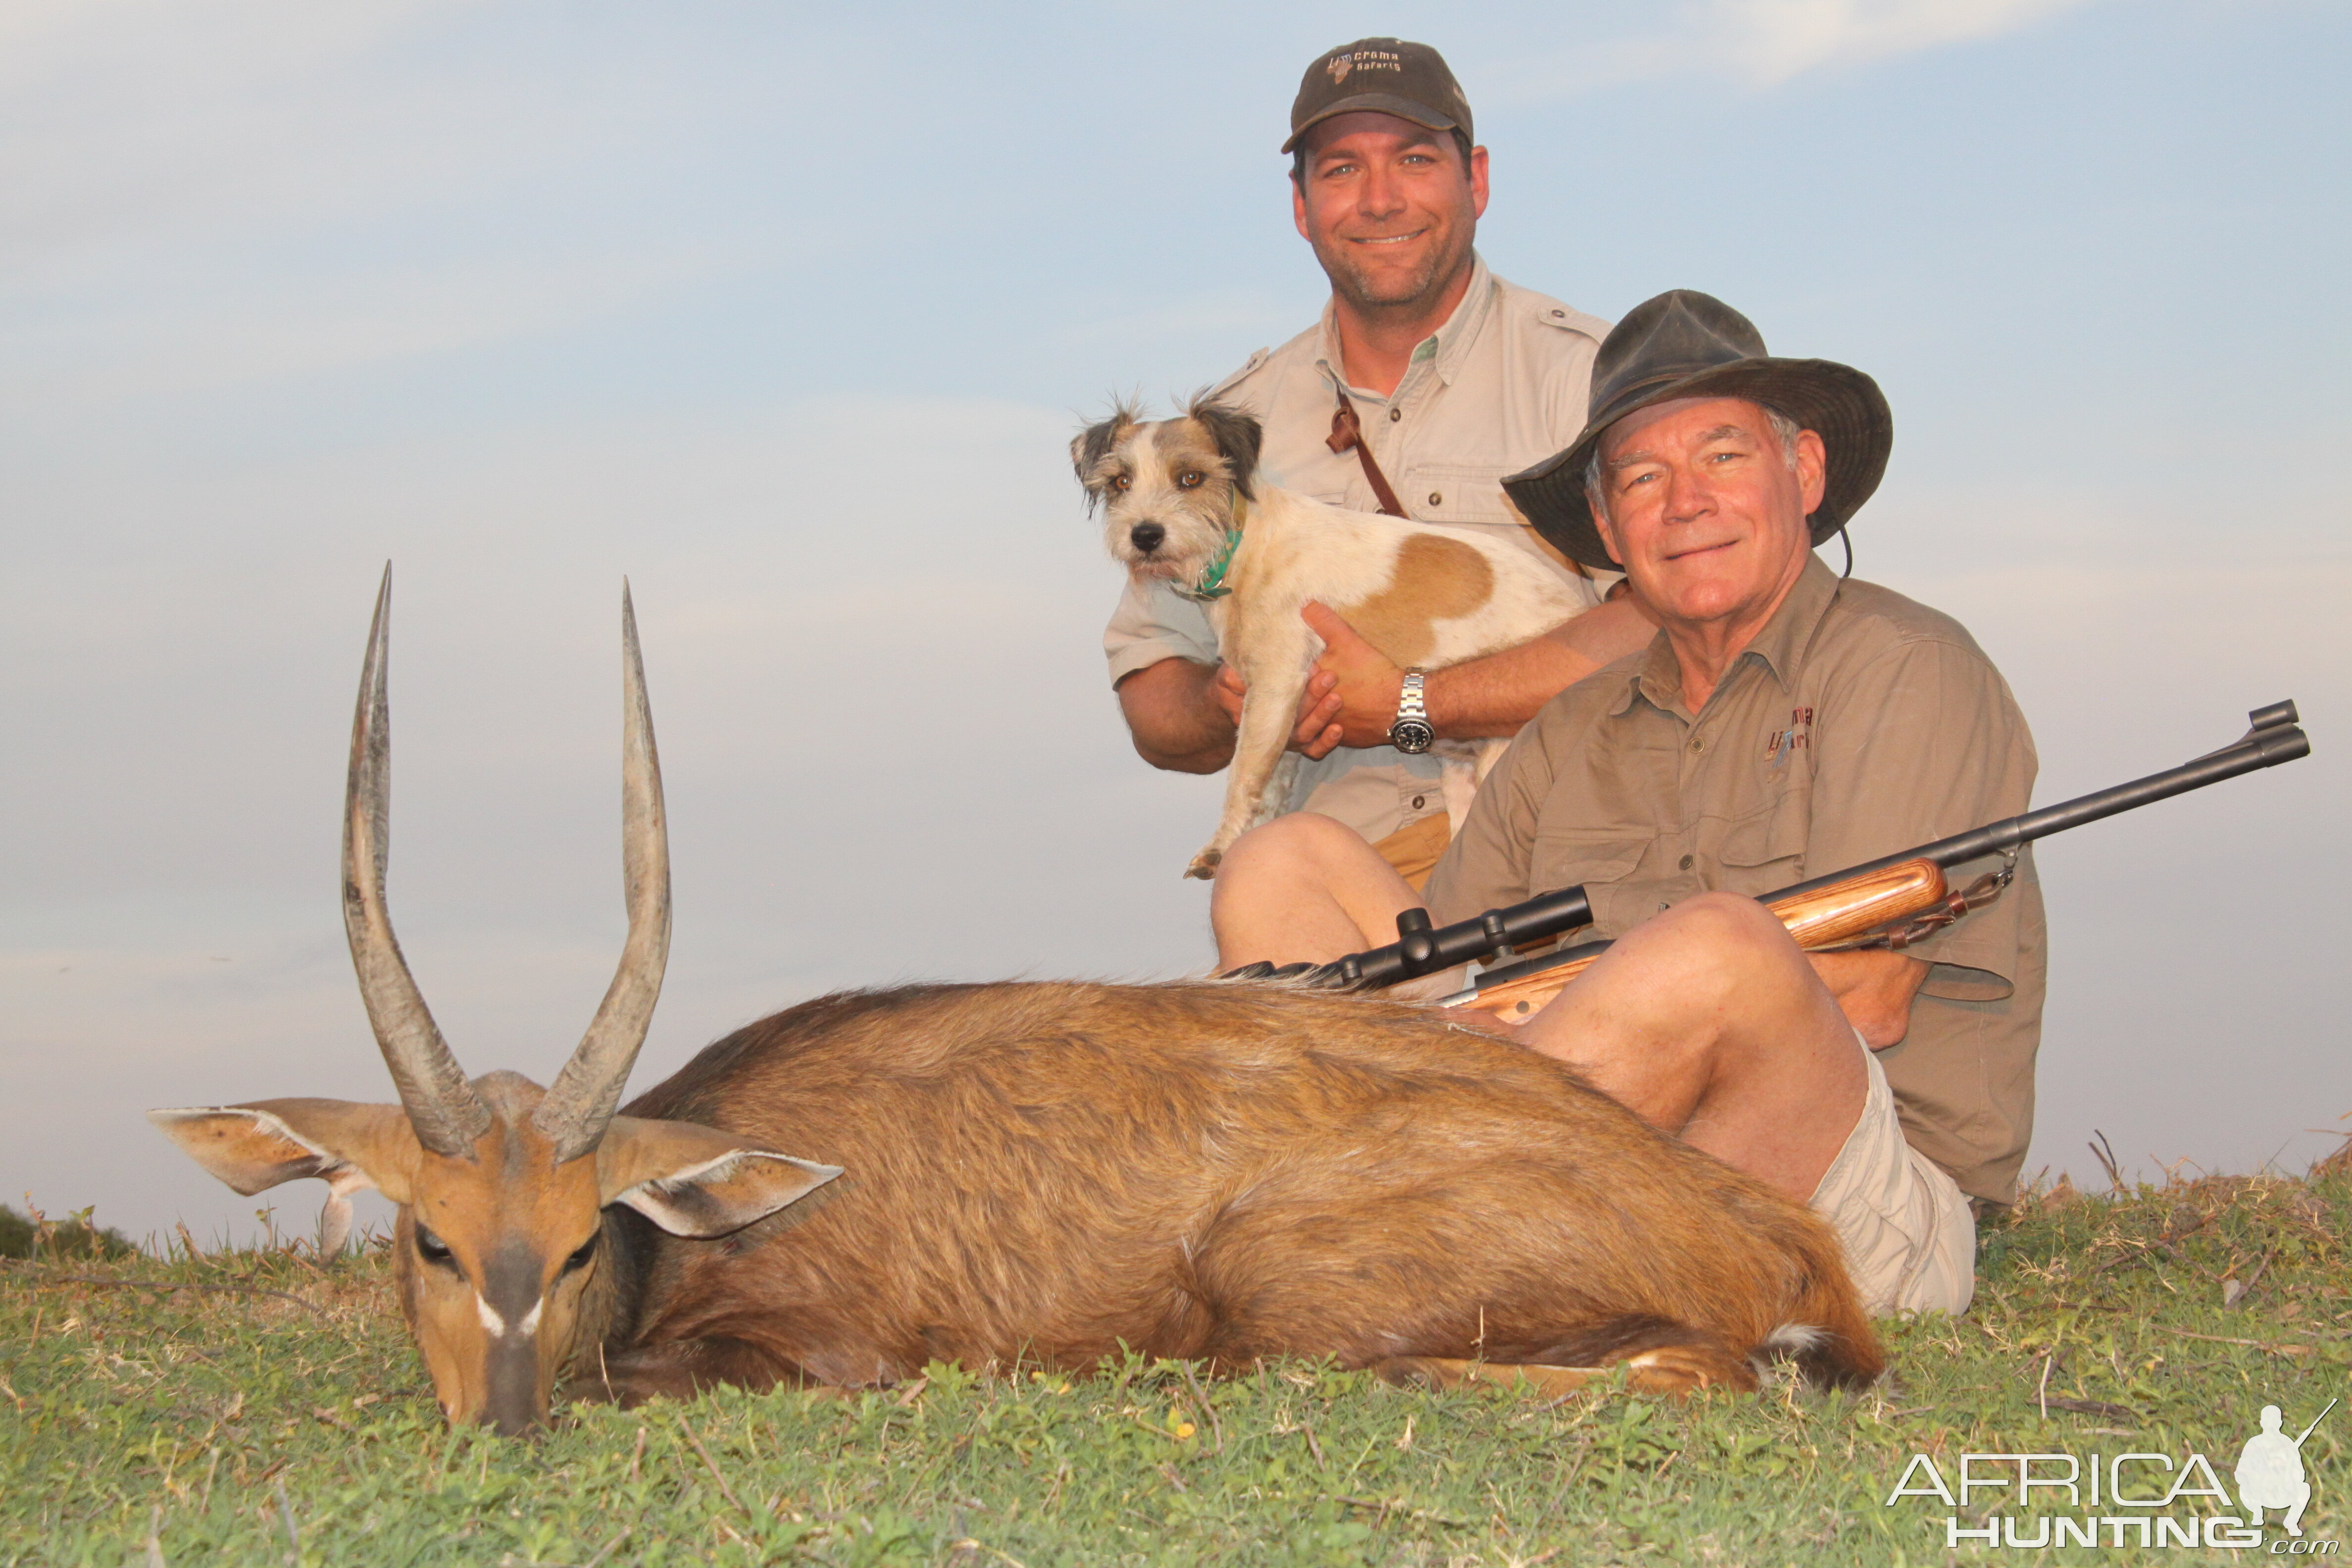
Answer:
[
  {"left": 1621, "top": 892, "right": 1807, "bottom": 1008},
  {"left": 1215, "top": 812, "right": 1364, "bottom": 888}
]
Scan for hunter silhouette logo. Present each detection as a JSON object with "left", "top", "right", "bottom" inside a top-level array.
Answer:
[
  {"left": 2238, "top": 1398, "right": 2334, "bottom": 1538},
  {"left": 1882, "top": 1394, "right": 2337, "bottom": 1550}
]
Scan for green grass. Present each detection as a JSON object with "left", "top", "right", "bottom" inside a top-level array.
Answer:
[{"left": 4, "top": 1165, "right": 2348, "bottom": 1566}]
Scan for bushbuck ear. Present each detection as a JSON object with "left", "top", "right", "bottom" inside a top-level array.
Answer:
[
  {"left": 595, "top": 1115, "right": 842, "bottom": 1239},
  {"left": 148, "top": 1100, "right": 420, "bottom": 1251}
]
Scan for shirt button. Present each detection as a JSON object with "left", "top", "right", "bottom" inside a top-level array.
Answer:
[
  {"left": 1387, "top": 406, "right": 1402, "bottom": 422},
  {"left": 1678, "top": 854, "right": 1694, "bottom": 871},
  {"left": 1427, "top": 491, "right": 1443, "bottom": 507},
  {"left": 1689, "top": 737, "right": 1704, "bottom": 753},
  {"left": 1411, "top": 795, "right": 1425, "bottom": 810}
]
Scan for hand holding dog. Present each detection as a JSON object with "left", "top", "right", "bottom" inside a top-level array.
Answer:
[
  {"left": 1212, "top": 663, "right": 1346, "bottom": 760},
  {"left": 1301, "top": 602, "right": 1410, "bottom": 749}
]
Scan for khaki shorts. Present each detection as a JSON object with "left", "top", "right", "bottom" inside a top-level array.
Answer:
[{"left": 1809, "top": 1039, "right": 1977, "bottom": 1316}]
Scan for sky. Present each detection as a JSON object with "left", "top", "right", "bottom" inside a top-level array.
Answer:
[{"left": 3, "top": 0, "right": 2347, "bottom": 1248}]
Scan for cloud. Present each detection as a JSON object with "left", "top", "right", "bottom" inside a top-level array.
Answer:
[{"left": 1495, "top": 0, "right": 2100, "bottom": 97}]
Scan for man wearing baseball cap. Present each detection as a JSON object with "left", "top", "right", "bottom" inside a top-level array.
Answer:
[
  {"left": 1104, "top": 38, "right": 1653, "bottom": 890},
  {"left": 1211, "top": 291, "right": 2049, "bottom": 1318}
]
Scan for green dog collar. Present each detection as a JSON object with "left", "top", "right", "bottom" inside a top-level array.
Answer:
[{"left": 1173, "top": 499, "right": 1249, "bottom": 603}]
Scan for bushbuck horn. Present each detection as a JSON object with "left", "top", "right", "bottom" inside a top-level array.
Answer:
[
  {"left": 343, "top": 564, "right": 491, "bottom": 1158},
  {"left": 531, "top": 582, "right": 671, "bottom": 1163}
]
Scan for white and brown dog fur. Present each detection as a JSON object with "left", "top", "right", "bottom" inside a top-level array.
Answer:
[{"left": 1077, "top": 396, "right": 1593, "bottom": 879}]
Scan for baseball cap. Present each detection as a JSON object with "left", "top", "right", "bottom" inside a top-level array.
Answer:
[{"left": 1282, "top": 38, "right": 1472, "bottom": 154}]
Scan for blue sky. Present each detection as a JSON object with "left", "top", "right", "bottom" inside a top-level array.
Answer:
[{"left": 3, "top": 0, "right": 2347, "bottom": 1244}]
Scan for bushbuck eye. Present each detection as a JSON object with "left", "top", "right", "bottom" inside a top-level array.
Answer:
[
  {"left": 562, "top": 1233, "right": 600, "bottom": 1275},
  {"left": 1177, "top": 471, "right": 1205, "bottom": 490},
  {"left": 415, "top": 1226, "right": 455, "bottom": 1268}
]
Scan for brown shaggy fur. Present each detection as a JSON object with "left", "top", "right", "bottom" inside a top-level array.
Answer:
[{"left": 577, "top": 980, "right": 1882, "bottom": 1402}]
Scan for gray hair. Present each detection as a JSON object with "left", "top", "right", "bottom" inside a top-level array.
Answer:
[{"left": 1583, "top": 405, "right": 1805, "bottom": 524}]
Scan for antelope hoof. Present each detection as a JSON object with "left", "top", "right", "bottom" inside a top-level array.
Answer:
[{"left": 1186, "top": 849, "right": 1223, "bottom": 880}]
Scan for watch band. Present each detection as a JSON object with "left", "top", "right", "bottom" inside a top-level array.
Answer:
[
  {"left": 1396, "top": 669, "right": 1428, "bottom": 722},
  {"left": 1389, "top": 669, "right": 1434, "bottom": 753}
]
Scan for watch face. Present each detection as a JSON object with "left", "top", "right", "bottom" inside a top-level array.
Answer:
[{"left": 1389, "top": 718, "right": 1436, "bottom": 754}]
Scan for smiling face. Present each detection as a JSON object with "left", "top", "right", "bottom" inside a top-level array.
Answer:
[
  {"left": 1588, "top": 396, "right": 1826, "bottom": 637},
  {"left": 1291, "top": 111, "right": 1485, "bottom": 317}
]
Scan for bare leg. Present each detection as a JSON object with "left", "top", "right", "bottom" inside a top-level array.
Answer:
[
  {"left": 1210, "top": 813, "right": 1421, "bottom": 969},
  {"left": 1516, "top": 892, "right": 1868, "bottom": 1202}
]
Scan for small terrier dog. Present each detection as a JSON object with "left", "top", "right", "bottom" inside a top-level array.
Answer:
[{"left": 1076, "top": 396, "right": 1594, "bottom": 879}]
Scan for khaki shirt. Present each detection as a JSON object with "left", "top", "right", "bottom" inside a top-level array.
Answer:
[
  {"left": 1425, "top": 555, "right": 2048, "bottom": 1204},
  {"left": 1102, "top": 257, "right": 1612, "bottom": 843}
]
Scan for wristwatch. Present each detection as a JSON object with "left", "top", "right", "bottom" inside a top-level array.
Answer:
[{"left": 1388, "top": 669, "right": 1435, "bottom": 754}]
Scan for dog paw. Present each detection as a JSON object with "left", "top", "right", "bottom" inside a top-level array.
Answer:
[{"left": 1185, "top": 850, "right": 1223, "bottom": 881}]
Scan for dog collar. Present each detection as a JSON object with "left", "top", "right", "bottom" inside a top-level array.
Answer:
[{"left": 1174, "top": 500, "right": 1247, "bottom": 602}]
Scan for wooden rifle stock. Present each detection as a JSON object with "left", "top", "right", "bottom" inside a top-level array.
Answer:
[
  {"left": 1282, "top": 699, "right": 2310, "bottom": 1011},
  {"left": 1459, "top": 858, "right": 1950, "bottom": 1022}
]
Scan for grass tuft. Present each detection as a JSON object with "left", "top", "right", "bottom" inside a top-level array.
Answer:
[
  {"left": 3, "top": 1167, "right": 2346, "bottom": 1564},
  {"left": 0, "top": 1202, "right": 136, "bottom": 1262}
]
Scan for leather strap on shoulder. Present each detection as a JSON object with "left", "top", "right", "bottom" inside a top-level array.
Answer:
[{"left": 1326, "top": 388, "right": 1408, "bottom": 518}]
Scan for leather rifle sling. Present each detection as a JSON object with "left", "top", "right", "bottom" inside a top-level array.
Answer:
[{"left": 1327, "top": 388, "right": 1409, "bottom": 518}]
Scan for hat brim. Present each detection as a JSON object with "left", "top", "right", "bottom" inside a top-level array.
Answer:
[
  {"left": 1281, "top": 96, "right": 1462, "bottom": 153},
  {"left": 1501, "top": 359, "right": 1892, "bottom": 571}
]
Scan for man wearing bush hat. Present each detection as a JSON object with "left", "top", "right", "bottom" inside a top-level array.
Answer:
[{"left": 1211, "top": 290, "right": 2047, "bottom": 1316}]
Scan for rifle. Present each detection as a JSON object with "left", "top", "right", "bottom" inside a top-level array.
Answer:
[{"left": 1267, "top": 701, "right": 2309, "bottom": 1018}]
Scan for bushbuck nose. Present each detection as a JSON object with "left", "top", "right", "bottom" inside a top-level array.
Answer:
[{"left": 1129, "top": 522, "right": 1165, "bottom": 553}]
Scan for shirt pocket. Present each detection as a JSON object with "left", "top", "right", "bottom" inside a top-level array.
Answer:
[
  {"left": 1529, "top": 830, "right": 1648, "bottom": 895},
  {"left": 1715, "top": 797, "right": 1809, "bottom": 892},
  {"left": 1399, "top": 464, "right": 1511, "bottom": 525}
]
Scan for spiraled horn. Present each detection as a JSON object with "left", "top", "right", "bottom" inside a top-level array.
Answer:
[
  {"left": 531, "top": 582, "right": 672, "bottom": 1164},
  {"left": 344, "top": 565, "right": 492, "bottom": 1158}
]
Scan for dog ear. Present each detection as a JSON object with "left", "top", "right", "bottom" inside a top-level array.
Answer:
[
  {"left": 1187, "top": 395, "right": 1262, "bottom": 501},
  {"left": 1071, "top": 403, "right": 1141, "bottom": 515}
]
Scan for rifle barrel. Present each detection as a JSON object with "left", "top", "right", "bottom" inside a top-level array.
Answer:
[
  {"left": 1765, "top": 709, "right": 2309, "bottom": 903},
  {"left": 1303, "top": 701, "right": 2308, "bottom": 996}
]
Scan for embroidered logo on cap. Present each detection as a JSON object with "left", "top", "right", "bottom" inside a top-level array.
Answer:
[{"left": 1327, "top": 49, "right": 1403, "bottom": 85}]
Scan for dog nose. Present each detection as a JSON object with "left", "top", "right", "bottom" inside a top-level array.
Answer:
[{"left": 1129, "top": 523, "right": 1165, "bottom": 553}]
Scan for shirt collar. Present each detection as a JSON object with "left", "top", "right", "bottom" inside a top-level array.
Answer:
[
  {"left": 1314, "top": 253, "right": 1496, "bottom": 397},
  {"left": 1613, "top": 552, "right": 1844, "bottom": 719}
]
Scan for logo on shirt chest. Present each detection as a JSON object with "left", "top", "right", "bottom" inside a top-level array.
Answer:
[{"left": 1765, "top": 706, "right": 1814, "bottom": 768}]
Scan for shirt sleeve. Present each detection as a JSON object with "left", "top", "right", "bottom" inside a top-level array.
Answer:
[
  {"left": 1103, "top": 578, "right": 1221, "bottom": 688},
  {"left": 1804, "top": 635, "right": 2040, "bottom": 999}
]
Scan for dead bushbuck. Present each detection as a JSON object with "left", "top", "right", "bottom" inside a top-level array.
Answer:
[{"left": 153, "top": 572, "right": 1883, "bottom": 1435}]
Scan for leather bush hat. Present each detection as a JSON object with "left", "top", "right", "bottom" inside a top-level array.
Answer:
[
  {"left": 1502, "top": 290, "right": 1893, "bottom": 571},
  {"left": 1283, "top": 38, "right": 1471, "bottom": 154}
]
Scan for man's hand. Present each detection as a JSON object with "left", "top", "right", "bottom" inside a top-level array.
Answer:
[
  {"left": 1297, "top": 596, "right": 1657, "bottom": 748},
  {"left": 1808, "top": 950, "right": 1929, "bottom": 1048},
  {"left": 1299, "top": 602, "right": 1408, "bottom": 748},
  {"left": 1212, "top": 663, "right": 1346, "bottom": 760}
]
